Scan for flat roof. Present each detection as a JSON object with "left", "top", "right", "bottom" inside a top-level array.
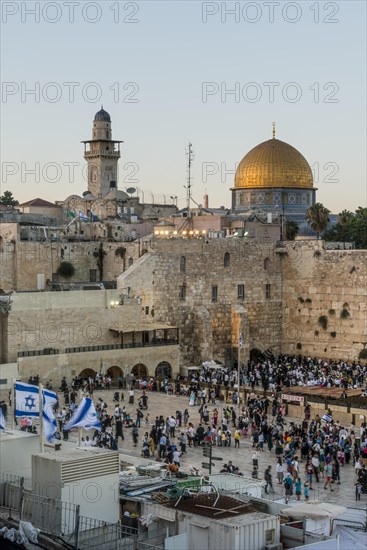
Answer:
[
  {"left": 0, "top": 429, "right": 39, "bottom": 442},
  {"left": 109, "top": 323, "right": 177, "bottom": 333},
  {"left": 32, "top": 447, "right": 117, "bottom": 462},
  {"left": 164, "top": 493, "right": 271, "bottom": 522}
]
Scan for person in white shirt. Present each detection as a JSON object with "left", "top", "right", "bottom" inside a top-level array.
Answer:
[{"left": 172, "top": 449, "right": 180, "bottom": 466}]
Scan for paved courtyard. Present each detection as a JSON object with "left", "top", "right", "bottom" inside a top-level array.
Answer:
[{"left": 3, "top": 387, "right": 366, "bottom": 511}]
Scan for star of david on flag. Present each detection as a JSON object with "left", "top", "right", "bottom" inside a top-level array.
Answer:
[{"left": 15, "top": 382, "right": 39, "bottom": 417}]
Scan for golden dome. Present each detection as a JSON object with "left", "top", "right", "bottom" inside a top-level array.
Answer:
[{"left": 234, "top": 136, "right": 313, "bottom": 190}]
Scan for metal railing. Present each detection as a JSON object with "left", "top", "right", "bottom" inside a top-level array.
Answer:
[
  {"left": 0, "top": 473, "right": 24, "bottom": 512},
  {"left": 0, "top": 473, "right": 137, "bottom": 549}
]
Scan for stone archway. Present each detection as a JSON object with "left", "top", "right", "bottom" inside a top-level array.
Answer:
[
  {"left": 155, "top": 361, "right": 172, "bottom": 379},
  {"left": 79, "top": 368, "right": 97, "bottom": 380},
  {"left": 131, "top": 363, "right": 148, "bottom": 378},
  {"left": 106, "top": 366, "right": 123, "bottom": 385}
]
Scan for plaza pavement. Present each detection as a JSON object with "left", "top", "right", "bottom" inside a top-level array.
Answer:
[{"left": 2, "top": 387, "right": 366, "bottom": 511}]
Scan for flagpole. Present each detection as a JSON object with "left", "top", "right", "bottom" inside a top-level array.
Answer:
[
  {"left": 39, "top": 383, "right": 44, "bottom": 453},
  {"left": 11, "top": 377, "right": 15, "bottom": 429},
  {"left": 237, "top": 329, "right": 241, "bottom": 417}
]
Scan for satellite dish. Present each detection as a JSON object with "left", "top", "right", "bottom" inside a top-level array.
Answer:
[{"left": 127, "top": 187, "right": 136, "bottom": 195}]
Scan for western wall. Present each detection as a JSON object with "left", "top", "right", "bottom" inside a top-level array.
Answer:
[{"left": 118, "top": 238, "right": 367, "bottom": 365}]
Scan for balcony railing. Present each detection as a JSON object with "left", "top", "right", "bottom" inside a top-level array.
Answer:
[
  {"left": 84, "top": 149, "right": 120, "bottom": 158},
  {"left": 18, "top": 339, "right": 178, "bottom": 358}
]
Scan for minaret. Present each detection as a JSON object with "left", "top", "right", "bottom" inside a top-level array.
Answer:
[{"left": 81, "top": 108, "right": 123, "bottom": 198}]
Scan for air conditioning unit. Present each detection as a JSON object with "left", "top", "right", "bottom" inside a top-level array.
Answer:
[{"left": 265, "top": 543, "right": 282, "bottom": 550}]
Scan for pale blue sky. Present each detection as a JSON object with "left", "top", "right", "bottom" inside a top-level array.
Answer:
[{"left": 1, "top": 1, "right": 366, "bottom": 212}]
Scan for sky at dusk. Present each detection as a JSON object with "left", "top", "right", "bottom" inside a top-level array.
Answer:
[{"left": 1, "top": 1, "right": 366, "bottom": 212}]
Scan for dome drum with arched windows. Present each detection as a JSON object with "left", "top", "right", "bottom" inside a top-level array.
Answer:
[{"left": 231, "top": 126, "right": 317, "bottom": 220}]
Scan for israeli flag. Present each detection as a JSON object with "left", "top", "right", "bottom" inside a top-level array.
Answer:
[
  {"left": 322, "top": 413, "right": 332, "bottom": 423},
  {"left": 15, "top": 382, "right": 39, "bottom": 417},
  {"left": 43, "top": 388, "right": 58, "bottom": 442},
  {"left": 79, "top": 210, "right": 89, "bottom": 222},
  {"left": 0, "top": 408, "right": 5, "bottom": 430},
  {"left": 63, "top": 398, "right": 101, "bottom": 431}
]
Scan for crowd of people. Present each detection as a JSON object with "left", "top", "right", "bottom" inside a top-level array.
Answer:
[
  {"left": 185, "top": 355, "right": 367, "bottom": 394},
  {"left": 6, "top": 353, "right": 367, "bottom": 504}
]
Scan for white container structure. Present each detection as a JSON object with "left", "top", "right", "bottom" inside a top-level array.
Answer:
[
  {"left": 32, "top": 449, "right": 120, "bottom": 525},
  {"left": 178, "top": 511, "right": 280, "bottom": 550},
  {"left": 141, "top": 493, "right": 280, "bottom": 550}
]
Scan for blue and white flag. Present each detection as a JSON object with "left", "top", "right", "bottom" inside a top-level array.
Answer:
[
  {"left": 79, "top": 210, "right": 89, "bottom": 222},
  {"left": 63, "top": 397, "right": 101, "bottom": 431},
  {"left": 0, "top": 408, "right": 5, "bottom": 430},
  {"left": 91, "top": 211, "right": 100, "bottom": 222},
  {"left": 322, "top": 413, "right": 332, "bottom": 423},
  {"left": 15, "top": 382, "right": 39, "bottom": 417},
  {"left": 42, "top": 388, "right": 58, "bottom": 442}
]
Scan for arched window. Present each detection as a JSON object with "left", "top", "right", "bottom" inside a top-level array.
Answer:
[
  {"left": 128, "top": 257, "right": 133, "bottom": 267},
  {"left": 264, "top": 257, "right": 270, "bottom": 270},
  {"left": 224, "top": 252, "right": 230, "bottom": 267},
  {"left": 180, "top": 256, "right": 186, "bottom": 273}
]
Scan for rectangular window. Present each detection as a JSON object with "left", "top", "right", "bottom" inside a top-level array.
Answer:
[
  {"left": 90, "top": 269, "right": 97, "bottom": 282},
  {"left": 237, "top": 284, "right": 245, "bottom": 300},
  {"left": 265, "top": 529, "right": 275, "bottom": 544},
  {"left": 179, "top": 285, "right": 186, "bottom": 301},
  {"left": 211, "top": 285, "right": 218, "bottom": 302},
  {"left": 265, "top": 283, "right": 271, "bottom": 300},
  {"left": 52, "top": 272, "right": 60, "bottom": 282}
]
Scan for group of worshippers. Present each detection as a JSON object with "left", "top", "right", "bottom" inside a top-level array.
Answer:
[{"left": 245, "top": 355, "right": 367, "bottom": 392}]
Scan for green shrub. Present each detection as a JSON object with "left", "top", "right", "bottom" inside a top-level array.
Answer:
[
  {"left": 57, "top": 261, "right": 75, "bottom": 279},
  {"left": 318, "top": 315, "right": 328, "bottom": 330},
  {"left": 340, "top": 308, "right": 350, "bottom": 319}
]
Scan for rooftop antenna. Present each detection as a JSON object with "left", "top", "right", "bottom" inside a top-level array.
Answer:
[
  {"left": 272, "top": 121, "right": 276, "bottom": 139},
  {"left": 184, "top": 142, "right": 195, "bottom": 217}
]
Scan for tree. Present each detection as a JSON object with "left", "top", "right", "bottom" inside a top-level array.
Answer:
[
  {"left": 115, "top": 246, "right": 127, "bottom": 271},
  {"left": 0, "top": 191, "right": 19, "bottom": 208},
  {"left": 93, "top": 242, "right": 107, "bottom": 281},
  {"left": 305, "top": 203, "right": 330, "bottom": 239},
  {"left": 285, "top": 220, "right": 299, "bottom": 241},
  {"left": 57, "top": 261, "right": 75, "bottom": 279},
  {"left": 324, "top": 207, "right": 367, "bottom": 249}
]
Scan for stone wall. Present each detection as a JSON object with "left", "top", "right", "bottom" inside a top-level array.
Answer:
[
  {"left": 119, "top": 238, "right": 367, "bottom": 366},
  {"left": 281, "top": 242, "right": 367, "bottom": 361},
  {"left": 119, "top": 238, "right": 283, "bottom": 366},
  {"left": 0, "top": 240, "right": 145, "bottom": 292},
  {"left": 5, "top": 290, "right": 140, "bottom": 362}
]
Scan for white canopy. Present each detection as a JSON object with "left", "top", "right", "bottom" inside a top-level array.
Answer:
[
  {"left": 281, "top": 502, "right": 347, "bottom": 519},
  {"left": 202, "top": 361, "right": 225, "bottom": 370}
]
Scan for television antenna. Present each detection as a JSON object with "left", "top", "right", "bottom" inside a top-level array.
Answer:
[{"left": 184, "top": 142, "right": 195, "bottom": 217}]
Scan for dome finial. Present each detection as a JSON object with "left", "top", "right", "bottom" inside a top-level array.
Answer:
[{"left": 272, "top": 122, "right": 276, "bottom": 139}]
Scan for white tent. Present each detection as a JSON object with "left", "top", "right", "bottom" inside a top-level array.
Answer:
[{"left": 281, "top": 502, "right": 347, "bottom": 519}]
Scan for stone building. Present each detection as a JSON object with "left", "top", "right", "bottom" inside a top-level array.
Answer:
[
  {"left": 118, "top": 238, "right": 367, "bottom": 367},
  {"left": 0, "top": 289, "right": 179, "bottom": 385}
]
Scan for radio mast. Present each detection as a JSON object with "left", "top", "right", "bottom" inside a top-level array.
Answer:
[{"left": 185, "top": 142, "right": 194, "bottom": 217}]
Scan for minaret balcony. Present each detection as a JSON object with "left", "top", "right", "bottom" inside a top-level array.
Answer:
[{"left": 84, "top": 149, "right": 120, "bottom": 159}]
